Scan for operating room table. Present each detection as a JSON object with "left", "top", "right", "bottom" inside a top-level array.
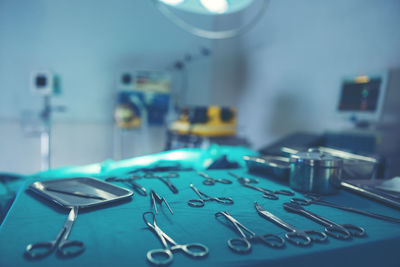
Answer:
[{"left": 0, "top": 169, "right": 399, "bottom": 267}]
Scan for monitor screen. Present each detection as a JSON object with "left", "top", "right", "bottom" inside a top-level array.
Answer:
[{"left": 338, "top": 77, "right": 382, "bottom": 112}]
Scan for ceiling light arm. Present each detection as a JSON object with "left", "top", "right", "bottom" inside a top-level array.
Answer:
[{"left": 152, "top": 0, "right": 269, "bottom": 39}]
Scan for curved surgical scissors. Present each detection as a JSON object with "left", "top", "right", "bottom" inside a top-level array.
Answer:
[
  {"left": 198, "top": 172, "right": 232, "bottom": 186},
  {"left": 188, "top": 184, "right": 234, "bottom": 207},
  {"left": 215, "top": 211, "right": 285, "bottom": 253},
  {"left": 143, "top": 211, "right": 208, "bottom": 265},
  {"left": 106, "top": 176, "right": 147, "bottom": 196},
  {"left": 254, "top": 202, "right": 327, "bottom": 246},
  {"left": 291, "top": 194, "right": 400, "bottom": 224},
  {"left": 227, "top": 172, "right": 294, "bottom": 200},
  {"left": 283, "top": 202, "right": 365, "bottom": 240},
  {"left": 25, "top": 206, "right": 85, "bottom": 259}
]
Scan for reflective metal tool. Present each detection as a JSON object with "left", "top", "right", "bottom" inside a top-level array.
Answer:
[
  {"left": 25, "top": 206, "right": 84, "bottom": 259},
  {"left": 150, "top": 189, "right": 173, "bottom": 215},
  {"left": 143, "top": 211, "right": 209, "bottom": 265},
  {"left": 291, "top": 194, "right": 400, "bottom": 224},
  {"left": 143, "top": 172, "right": 179, "bottom": 194},
  {"left": 106, "top": 176, "right": 147, "bottom": 196},
  {"left": 228, "top": 172, "right": 294, "bottom": 200},
  {"left": 188, "top": 184, "right": 234, "bottom": 207},
  {"left": 255, "top": 202, "right": 327, "bottom": 246},
  {"left": 198, "top": 172, "right": 232, "bottom": 186},
  {"left": 215, "top": 211, "right": 285, "bottom": 253},
  {"left": 283, "top": 202, "right": 365, "bottom": 240}
]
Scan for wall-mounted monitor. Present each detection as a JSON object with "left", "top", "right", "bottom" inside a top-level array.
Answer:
[{"left": 337, "top": 73, "right": 388, "bottom": 127}]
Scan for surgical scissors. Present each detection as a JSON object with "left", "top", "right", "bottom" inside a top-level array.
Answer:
[
  {"left": 106, "top": 175, "right": 147, "bottom": 196},
  {"left": 283, "top": 202, "right": 365, "bottom": 240},
  {"left": 143, "top": 211, "right": 208, "bottom": 265},
  {"left": 198, "top": 172, "right": 232, "bottom": 186},
  {"left": 215, "top": 211, "right": 285, "bottom": 253},
  {"left": 150, "top": 190, "right": 173, "bottom": 215},
  {"left": 255, "top": 202, "right": 327, "bottom": 246},
  {"left": 188, "top": 184, "right": 234, "bottom": 207},
  {"left": 25, "top": 206, "right": 85, "bottom": 259},
  {"left": 228, "top": 172, "right": 294, "bottom": 200},
  {"left": 291, "top": 194, "right": 400, "bottom": 224},
  {"left": 143, "top": 172, "right": 179, "bottom": 194}
]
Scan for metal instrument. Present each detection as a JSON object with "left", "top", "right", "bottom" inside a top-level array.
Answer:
[
  {"left": 283, "top": 202, "right": 365, "bottom": 240},
  {"left": 25, "top": 206, "right": 84, "bottom": 259},
  {"left": 150, "top": 190, "right": 173, "bottom": 215},
  {"left": 44, "top": 187, "right": 107, "bottom": 200},
  {"left": 215, "top": 211, "right": 285, "bottom": 253},
  {"left": 188, "top": 184, "right": 234, "bottom": 207},
  {"left": 198, "top": 172, "right": 232, "bottom": 186},
  {"left": 254, "top": 202, "right": 327, "bottom": 246},
  {"left": 143, "top": 211, "right": 208, "bottom": 265},
  {"left": 291, "top": 194, "right": 400, "bottom": 224},
  {"left": 228, "top": 172, "right": 294, "bottom": 200},
  {"left": 143, "top": 172, "right": 179, "bottom": 194},
  {"left": 106, "top": 176, "right": 147, "bottom": 196}
]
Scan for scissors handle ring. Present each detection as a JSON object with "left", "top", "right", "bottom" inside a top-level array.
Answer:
[
  {"left": 263, "top": 193, "right": 279, "bottom": 200},
  {"left": 342, "top": 224, "right": 366, "bottom": 238},
  {"left": 258, "top": 234, "right": 286, "bottom": 248},
  {"left": 188, "top": 199, "right": 205, "bottom": 208},
  {"left": 290, "top": 198, "right": 312, "bottom": 206},
  {"left": 25, "top": 241, "right": 55, "bottom": 259},
  {"left": 215, "top": 197, "right": 234, "bottom": 205},
  {"left": 147, "top": 248, "right": 173, "bottom": 265},
  {"left": 202, "top": 179, "right": 215, "bottom": 186},
  {"left": 285, "top": 231, "right": 312, "bottom": 247},
  {"left": 304, "top": 230, "right": 327, "bottom": 243},
  {"left": 228, "top": 238, "right": 252, "bottom": 253},
  {"left": 325, "top": 225, "right": 352, "bottom": 240},
  {"left": 180, "top": 243, "right": 209, "bottom": 258},
  {"left": 58, "top": 240, "right": 85, "bottom": 257}
]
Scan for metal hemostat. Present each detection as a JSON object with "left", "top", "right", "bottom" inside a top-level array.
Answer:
[
  {"left": 106, "top": 175, "right": 147, "bottom": 196},
  {"left": 283, "top": 202, "right": 366, "bottom": 240},
  {"left": 150, "top": 190, "right": 173, "bottom": 215},
  {"left": 227, "top": 172, "right": 294, "bottom": 200},
  {"left": 143, "top": 172, "right": 179, "bottom": 194},
  {"left": 291, "top": 194, "right": 400, "bottom": 224},
  {"left": 143, "top": 211, "right": 209, "bottom": 265},
  {"left": 198, "top": 172, "right": 232, "bottom": 186},
  {"left": 254, "top": 202, "right": 327, "bottom": 247},
  {"left": 188, "top": 184, "right": 234, "bottom": 208},
  {"left": 215, "top": 211, "right": 285, "bottom": 253}
]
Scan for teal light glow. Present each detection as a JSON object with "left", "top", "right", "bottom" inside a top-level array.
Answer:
[{"left": 158, "top": 0, "right": 254, "bottom": 14}]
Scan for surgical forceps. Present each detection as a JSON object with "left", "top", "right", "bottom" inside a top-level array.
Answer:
[
  {"left": 198, "top": 172, "right": 232, "bottom": 186},
  {"left": 228, "top": 172, "right": 294, "bottom": 200},
  {"left": 25, "top": 206, "right": 84, "bottom": 259},
  {"left": 283, "top": 202, "right": 365, "bottom": 240},
  {"left": 143, "top": 172, "right": 179, "bottom": 194},
  {"left": 291, "top": 194, "right": 400, "bottom": 224},
  {"left": 215, "top": 211, "right": 285, "bottom": 253},
  {"left": 255, "top": 202, "right": 327, "bottom": 246},
  {"left": 106, "top": 175, "right": 147, "bottom": 196},
  {"left": 188, "top": 184, "right": 234, "bottom": 207},
  {"left": 143, "top": 211, "right": 208, "bottom": 265},
  {"left": 150, "top": 190, "right": 173, "bottom": 215}
]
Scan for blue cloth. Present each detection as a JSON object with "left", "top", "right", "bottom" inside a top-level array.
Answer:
[{"left": 0, "top": 169, "right": 400, "bottom": 267}]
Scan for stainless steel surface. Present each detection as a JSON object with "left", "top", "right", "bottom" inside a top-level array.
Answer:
[
  {"left": 29, "top": 177, "right": 133, "bottom": 208},
  {"left": 143, "top": 211, "right": 208, "bottom": 265},
  {"left": 198, "top": 172, "right": 232, "bottom": 186},
  {"left": 25, "top": 206, "right": 85, "bottom": 259},
  {"left": 289, "top": 151, "right": 342, "bottom": 195},
  {"left": 243, "top": 155, "right": 291, "bottom": 180},
  {"left": 187, "top": 184, "right": 234, "bottom": 207},
  {"left": 150, "top": 190, "right": 173, "bottom": 215},
  {"left": 254, "top": 202, "right": 327, "bottom": 246},
  {"left": 215, "top": 211, "right": 285, "bottom": 253}
]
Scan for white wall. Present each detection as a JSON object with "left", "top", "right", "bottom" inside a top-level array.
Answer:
[
  {"left": 0, "top": 0, "right": 214, "bottom": 174},
  {"left": 233, "top": 0, "right": 400, "bottom": 149}
]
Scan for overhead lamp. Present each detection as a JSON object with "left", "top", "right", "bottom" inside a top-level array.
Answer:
[{"left": 154, "top": 0, "right": 269, "bottom": 39}]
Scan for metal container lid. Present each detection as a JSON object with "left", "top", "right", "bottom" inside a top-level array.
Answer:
[{"left": 290, "top": 151, "right": 343, "bottom": 167}]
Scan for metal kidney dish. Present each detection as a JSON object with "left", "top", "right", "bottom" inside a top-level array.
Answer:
[{"left": 289, "top": 151, "right": 343, "bottom": 195}]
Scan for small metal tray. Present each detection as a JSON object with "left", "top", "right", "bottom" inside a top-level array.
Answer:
[
  {"left": 29, "top": 177, "right": 133, "bottom": 208},
  {"left": 243, "top": 155, "right": 290, "bottom": 180}
]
